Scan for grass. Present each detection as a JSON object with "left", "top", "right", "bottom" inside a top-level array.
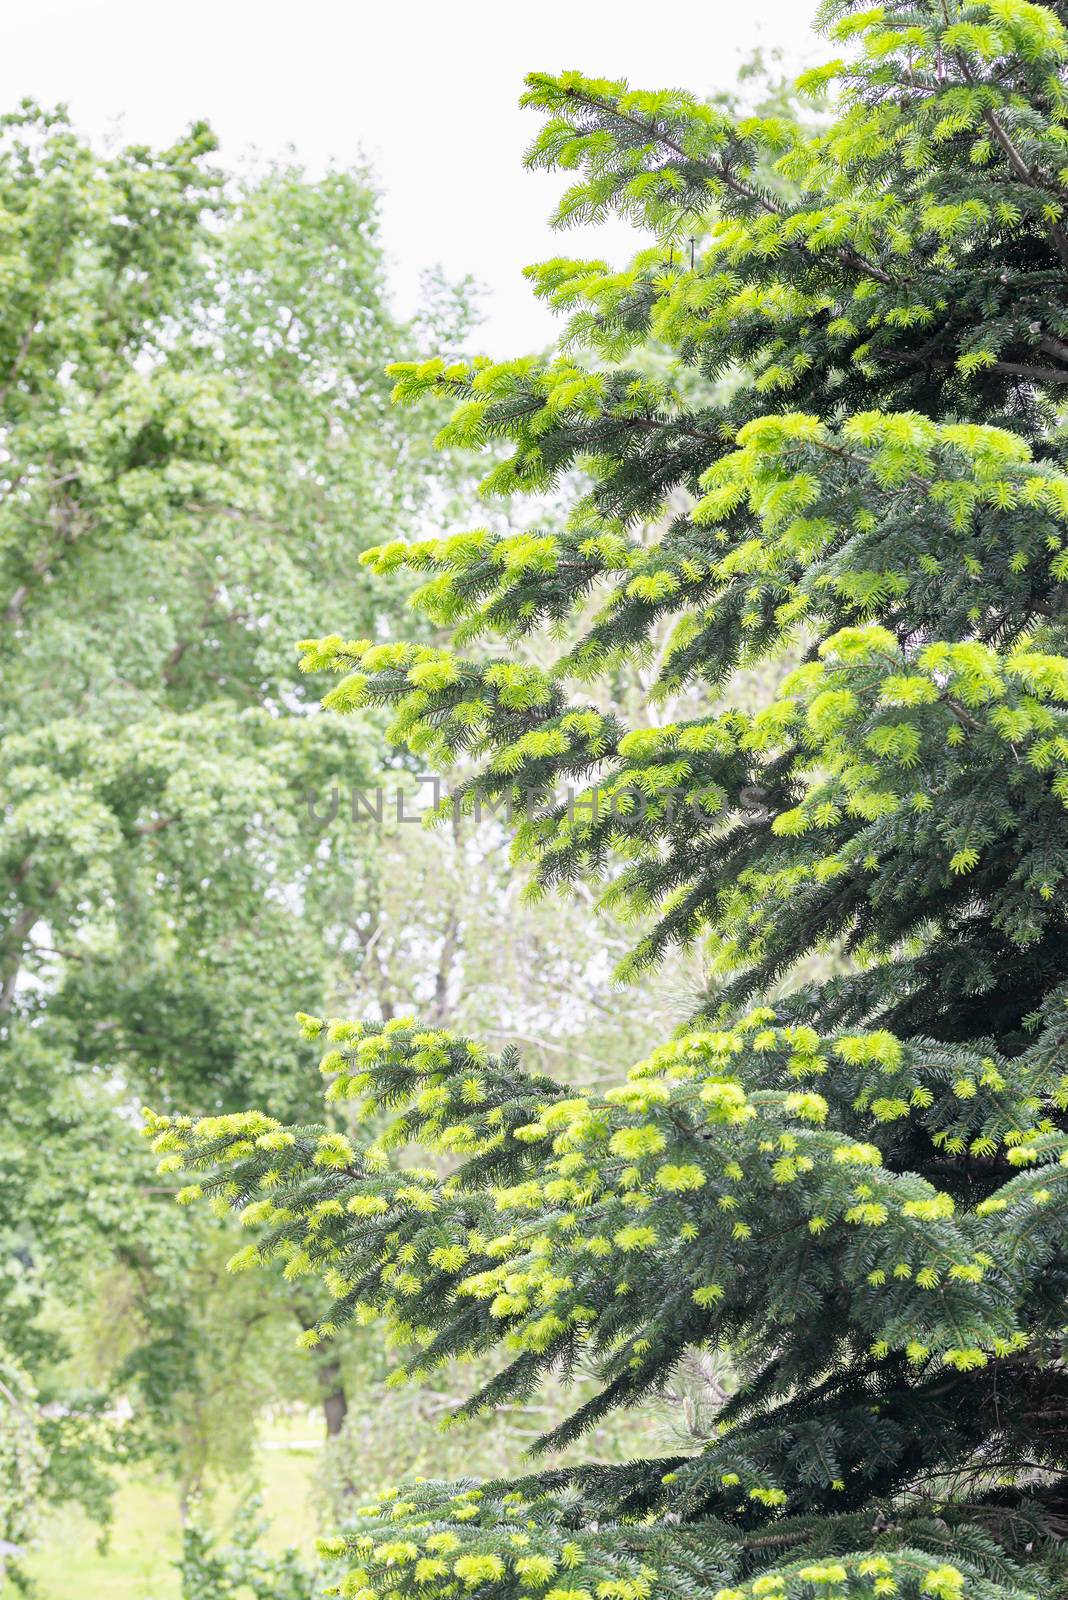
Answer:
[{"left": 25, "top": 1413, "right": 322, "bottom": 1599}]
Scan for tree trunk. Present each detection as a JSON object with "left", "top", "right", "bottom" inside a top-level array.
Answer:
[
  {"left": 292, "top": 1301, "right": 349, "bottom": 1438},
  {"left": 317, "top": 1354, "right": 348, "bottom": 1438}
]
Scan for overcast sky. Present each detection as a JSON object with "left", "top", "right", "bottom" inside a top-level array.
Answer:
[{"left": 2, "top": 1, "right": 822, "bottom": 353}]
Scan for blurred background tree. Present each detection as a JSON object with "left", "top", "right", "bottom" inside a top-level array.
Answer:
[{"left": 0, "top": 100, "right": 475, "bottom": 1572}]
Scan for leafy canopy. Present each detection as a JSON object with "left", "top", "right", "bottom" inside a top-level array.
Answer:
[
  {"left": 0, "top": 99, "right": 472, "bottom": 1542},
  {"left": 158, "top": 4, "right": 1068, "bottom": 1598}
]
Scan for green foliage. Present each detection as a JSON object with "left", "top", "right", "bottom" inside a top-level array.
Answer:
[
  {"left": 0, "top": 1347, "right": 47, "bottom": 1588},
  {"left": 178, "top": 1496, "right": 316, "bottom": 1600},
  {"left": 157, "top": 1, "right": 1068, "bottom": 1596},
  {"left": 0, "top": 100, "right": 474, "bottom": 1536}
]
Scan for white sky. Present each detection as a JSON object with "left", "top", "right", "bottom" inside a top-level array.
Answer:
[{"left": 2, "top": 0, "right": 822, "bottom": 353}]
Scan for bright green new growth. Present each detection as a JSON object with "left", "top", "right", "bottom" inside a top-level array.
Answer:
[{"left": 155, "top": 3, "right": 1068, "bottom": 1596}]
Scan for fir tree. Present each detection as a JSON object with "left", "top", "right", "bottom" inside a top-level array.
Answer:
[{"left": 155, "top": 3, "right": 1068, "bottom": 1595}]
